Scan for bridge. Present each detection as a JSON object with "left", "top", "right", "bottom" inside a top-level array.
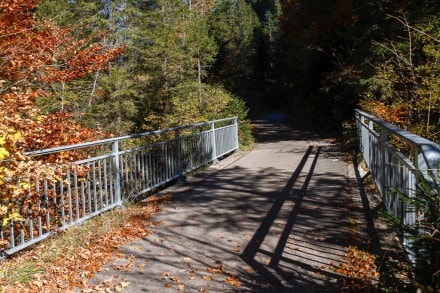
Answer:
[{"left": 1, "top": 110, "right": 439, "bottom": 291}]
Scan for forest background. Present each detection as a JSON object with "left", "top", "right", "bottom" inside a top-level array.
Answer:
[{"left": 1, "top": 0, "right": 439, "bottom": 151}]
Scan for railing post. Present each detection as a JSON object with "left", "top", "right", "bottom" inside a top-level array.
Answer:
[
  {"left": 234, "top": 117, "right": 239, "bottom": 150},
  {"left": 379, "top": 128, "right": 388, "bottom": 197},
  {"left": 211, "top": 121, "right": 219, "bottom": 164},
  {"left": 367, "top": 119, "right": 374, "bottom": 171},
  {"left": 175, "top": 128, "right": 186, "bottom": 184},
  {"left": 358, "top": 113, "right": 363, "bottom": 153},
  {"left": 113, "top": 140, "right": 121, "bottom": 204}
]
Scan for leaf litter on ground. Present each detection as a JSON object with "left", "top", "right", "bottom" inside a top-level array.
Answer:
[{"left": 0, "top": 195, "right": 172, "bottom": 292}]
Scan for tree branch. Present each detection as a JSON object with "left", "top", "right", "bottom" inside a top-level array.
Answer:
[{"left": 387, "top": 14, "right": 440, "bottom": 43}]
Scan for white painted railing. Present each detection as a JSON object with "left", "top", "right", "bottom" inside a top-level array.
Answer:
[
  {"left": 356, "top": 109, "right": 440, "bottom": 261},
  {"left": 0, "top": 117, "right": 239, "bottom": 257}
]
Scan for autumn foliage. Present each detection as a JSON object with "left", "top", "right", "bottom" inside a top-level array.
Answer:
[
  {"left": 0, "top": 0, "right": 122, "bottom": 247},
  {"left": 0, "top": 0, "right": 122, "bottom": 83}
]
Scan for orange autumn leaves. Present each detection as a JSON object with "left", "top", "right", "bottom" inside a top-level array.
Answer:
[
  {"left": 0, "top": 0, "right": 122, "bottom": 231},
  {"left": 0, "top": 0, "right": 122, "bottom": 161},
  {"left": 0, "top": 196, "right": 168, "bottom": 292},
  {"left": 0, "top": 0, "right": 123, "bottom": 83}
]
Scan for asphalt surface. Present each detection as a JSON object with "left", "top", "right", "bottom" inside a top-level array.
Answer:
[{"left": 89, "top": 120, "right": 361, "bottom": 292}]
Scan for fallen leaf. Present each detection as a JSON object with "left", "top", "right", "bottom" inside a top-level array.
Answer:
[
  {"left": 170, "top": 276, "right": 180, "bottom": 283},
  {"left": 201, "top": 275, "right": 213, "bottom": 281},
  {"left": 120, "top": 281, "right": 129, "bottom": 288},
  {"left": 207, "top": 265, "right": 224, "bottom": 274},
  {"left": 225, "top": 275, "right": 241, "bottom": 287}
]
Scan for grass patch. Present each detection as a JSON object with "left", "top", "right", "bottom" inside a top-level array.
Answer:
[{"left": 0, "top": 262, "right": 45, "bottom": 286}]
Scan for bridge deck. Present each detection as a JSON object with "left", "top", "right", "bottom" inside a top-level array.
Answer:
[{"left": 89, "top": 121, "right": 380, "bottom": 292}]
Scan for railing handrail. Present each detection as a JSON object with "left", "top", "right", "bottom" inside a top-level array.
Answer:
[
  {"left": 355, "top": 109, "right": 437, "bottom": 149},
  {"left": 26, "top": 116, "right": 238, "bottom": 157},
  {"left": 355, "top": 109, "right": 440, "bottom": 172}
]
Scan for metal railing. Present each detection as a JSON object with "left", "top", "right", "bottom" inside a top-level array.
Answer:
[
  {"left": 0, "top": 117, "right": 239, "bottom": 257},
  {"left": 355, "top": 109, "right": 440, "bottom": 260}
]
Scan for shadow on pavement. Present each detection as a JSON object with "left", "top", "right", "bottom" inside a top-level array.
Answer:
[{"left": 90, "top": 121, "right": 358, "bottom": 292}]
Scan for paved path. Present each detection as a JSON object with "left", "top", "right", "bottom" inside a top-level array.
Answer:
[{"left": 90, "top": 121, "right": 361, "bottom": 292}]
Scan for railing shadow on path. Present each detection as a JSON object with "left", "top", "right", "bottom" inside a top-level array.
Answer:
[
  {"left": 240, "top": 145, "right": 316, "bottom": 288},
  {"left": 88, "top": 121, "right": 359, "bottom": 292}
]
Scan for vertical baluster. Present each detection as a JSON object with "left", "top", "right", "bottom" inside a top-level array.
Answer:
[
  {"left": 17, "top": 179, "right": 25, "bottom": 245},
  {"left": 141, "top": 149, "right": 146, "bottom": 189},
  {"left": 44, "top": 179, "right": 50, "bottom": 232},
  {"left": 160, "top": 144, "right": 164, "bottom": 183},
  {"left": 189, "top": 134, "right": 193, "bottom": 169},
  {"left": 92, "top": 162, "right": 98, "bottom": 212},
  {"left": 103, "top": 159, "right": 109, "bottom": 207},
  {"left": 162, "top": 143, "right": 166, "bottom": 182},
  {"left": 107, "top": 159, "right": 112, "bottom": 204},
  {"left": 52, "top": 173, "right": 58, "bottom": 229},
  {"left": 153, "top": 147, "right": 157, "bottom": 186},
  {"left": 131, "top": 152, "right": 136, "bottom": 195},
  {"left": 74, "top": 168, "right": 80, "bottom": 221},
  {"left": 167, "top": 142, "right": 171, "bottom": 178},
  {"left": 10, "top": 219, "right": 15, "bottom": 249},
  {"left": 130, "top": 152, "right": 135, "bottom": 197},
  {"left": 125, "top": 153, "right": 130, "bottom": 197},
  {"left": 9, "top": 186, "right": 15, "bottom": 248},
  {"left": 169, "top": 142, "right": 173, "bottom": 178},
  {"left": 98, "top": 160, "right": 103, "bottom": 209},
  {"left": 148, "top": 147, "right": 153, "bottom": 188},
  {"left": 121, "top": 154, "right": 126, "bottom": 197},
  {"left": 119, "top": 155, "right": 124, "bottom": 198},
  {"left": 27, "top": 176, "right": 33, "bottom": 240},
  {"left": 87, "top": 163, "right": 92, "bottom": 214},
  {"left": 136, "top": 150, "right": 141, "bottom": 194},
  {"left": 36, "top": 180, "right": 43, "bottom": 237},
  {"left": 125, "top": 154, "right": 131, "bottom": 198},
  {"left": 59, "top": 172, "right": 65, "bottom": 227},
  {"left": 67, "top": 169, "right": 73, "bottom": 224},
  {"left": 140, "top": 149, "right": 144, "bottom": 192},
  {"left": 81, "top": 179, "right": 86, "bottom": 218},
  {"left": 175, "top": 129, "right": 182, "bottom": 181},
  {"left": 158, "top": 145, "right": 162, "bottom": 184},
  {"left": 19, "top": 188, "right": 25, "bottom": 245}
]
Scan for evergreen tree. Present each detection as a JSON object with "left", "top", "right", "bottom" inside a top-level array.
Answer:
[{"left": 210, "top": 0, "right": 262, "bottom": 92}]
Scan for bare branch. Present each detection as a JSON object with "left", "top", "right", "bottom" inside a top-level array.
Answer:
[
  {"left": 387, "top": 14, "right": 440, "bottom": 43},
  {"left": 371, "top": 40, "right": 411, "bottom": 66}
]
